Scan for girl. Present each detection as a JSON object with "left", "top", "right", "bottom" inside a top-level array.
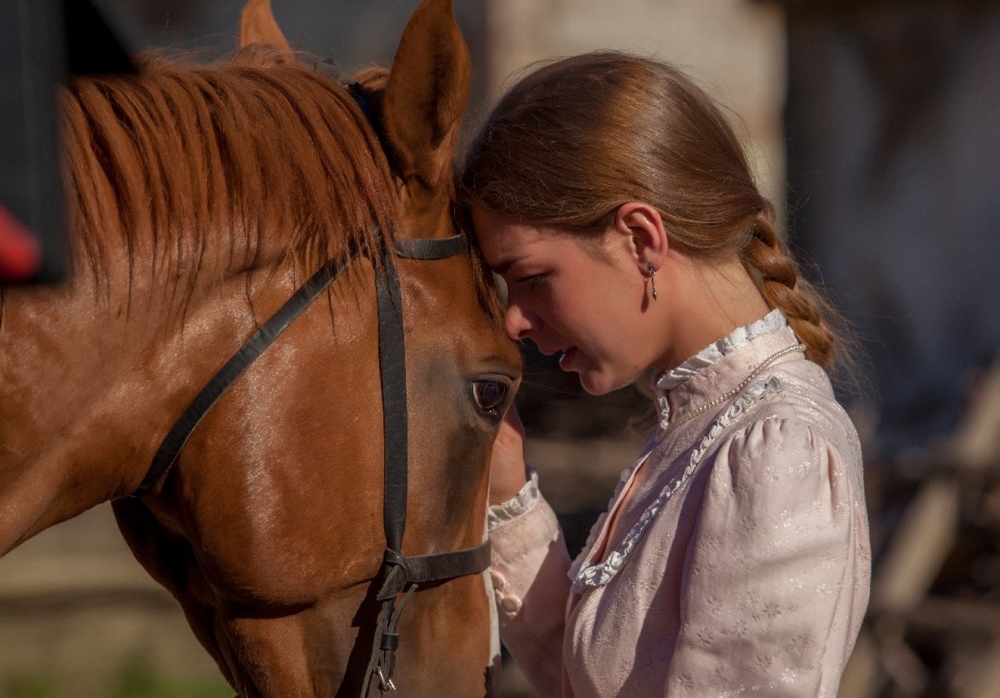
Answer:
[{"left": 459, "top": 52, "right": 871, "bottom": 697}]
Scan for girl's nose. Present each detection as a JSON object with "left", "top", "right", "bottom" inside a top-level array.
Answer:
[{"left": 503, "top": 301, "right": 538, "bottom": 341}]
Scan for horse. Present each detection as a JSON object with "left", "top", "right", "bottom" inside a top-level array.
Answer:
[{"left": 0, "top": 0, "right": 521, "bottom": 695}]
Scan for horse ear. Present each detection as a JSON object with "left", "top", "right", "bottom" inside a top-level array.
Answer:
[
  {"left": 383, "top": 0, "right": 470, "bottom": 191},
  {"left": 239, "top": 0, "right": 292, "bottom": 53}
]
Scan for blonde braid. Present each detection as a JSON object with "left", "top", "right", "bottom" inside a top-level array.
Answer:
[{"left": 743, "top": 207, "right": 837, "bottom": 368}]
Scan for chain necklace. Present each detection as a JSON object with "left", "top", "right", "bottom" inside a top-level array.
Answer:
[{"left": 655, "top": 343, "right": 806, "bottom": 444}]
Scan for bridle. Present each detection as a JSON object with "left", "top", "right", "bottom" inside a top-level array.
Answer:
[{"left": 131, "top": 83, "right": 493, "bottom": 697}]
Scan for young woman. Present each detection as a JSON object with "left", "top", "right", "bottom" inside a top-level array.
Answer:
[{"left": 459, "top": 52, "right": 871, "bottom": 697}]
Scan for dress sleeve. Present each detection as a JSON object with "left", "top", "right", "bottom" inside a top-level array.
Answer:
[
  {"left": 488, "top": 471, "right": 572, "bottom": 698},
  {"left": 666, "top": 417, "right": 870, "bottom": 697}
]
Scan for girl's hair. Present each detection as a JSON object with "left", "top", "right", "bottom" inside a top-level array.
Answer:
[{"left": 458, "top": 51, "right": 843, "bottom": 370}]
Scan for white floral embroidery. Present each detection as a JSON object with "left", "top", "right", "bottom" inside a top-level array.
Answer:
[{"left": 572, "top": 377, "right": 782, "bottom": 592}]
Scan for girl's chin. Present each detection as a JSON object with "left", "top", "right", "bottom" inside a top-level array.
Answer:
[
  {"left": 578, "top": 369, "right": 618, "bottom": 396},
  {"left": 560, "top": 350, "right": 626, "bottom": 396}
]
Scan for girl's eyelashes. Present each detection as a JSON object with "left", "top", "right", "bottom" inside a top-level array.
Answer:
[{"left": 516, "top": 273, "right": 546, "bottom": 288}]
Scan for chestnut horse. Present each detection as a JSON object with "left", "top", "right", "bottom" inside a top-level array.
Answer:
[{"left": 0, "top": 0, "right": 520, "bottom": 695}]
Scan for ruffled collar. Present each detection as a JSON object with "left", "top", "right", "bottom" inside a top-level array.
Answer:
[{"left": 653, "top": 309, "right": 788, "bottom": 429}]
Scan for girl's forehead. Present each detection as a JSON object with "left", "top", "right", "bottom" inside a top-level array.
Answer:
[{"left": 472, "top": 209, "right": 567, "bottom": 266}]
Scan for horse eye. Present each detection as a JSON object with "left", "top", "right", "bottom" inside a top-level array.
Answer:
[{"left": 473, "top": 380, "right": 508, "bottom": 413}]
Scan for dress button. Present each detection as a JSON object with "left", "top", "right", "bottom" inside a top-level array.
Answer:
[
  {"left": 489, "top": 570, "right": 506, "bottom": 592},
  {"left": 500, "top": 595, "right": 522, "bottom": 613}
]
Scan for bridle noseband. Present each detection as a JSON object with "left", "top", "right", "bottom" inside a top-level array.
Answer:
[{"left": 132, "top": 83, "right": 492, "bottom": 697}]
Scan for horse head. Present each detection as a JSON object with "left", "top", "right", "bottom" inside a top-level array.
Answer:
[{"left": 0, "top": 0, "right": 520, "bottom": 695}]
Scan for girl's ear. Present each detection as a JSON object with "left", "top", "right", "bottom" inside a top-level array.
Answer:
[{"left": 613, "top": 202, "right": 669, "bottom": 272}]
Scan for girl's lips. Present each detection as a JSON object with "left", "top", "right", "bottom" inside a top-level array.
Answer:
[{"left": 558, "top": 346, "right": 578, "bottom": 371}]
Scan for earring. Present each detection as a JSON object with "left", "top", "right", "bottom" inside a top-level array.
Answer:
[{"left": 647, "top": 263, "right": 657, "bottom": 301}]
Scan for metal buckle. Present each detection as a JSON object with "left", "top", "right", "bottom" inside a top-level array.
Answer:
[{"left": 376, "top": 667, "right": 396, "bottom": 692}]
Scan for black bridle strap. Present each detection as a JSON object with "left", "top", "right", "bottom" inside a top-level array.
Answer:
[
  {"left": 373, "top": 233, "right": 472, "bottom": 557},
  {"left": 364, "top": 237, "right": 489, "bottom": 697},
  {"left": 375, "top": 245, "right": 408, "bottom": 556},
  {"left": 370, "top": 237, "right": 489, "bottom": 598},
  {"left": 394, "top": 234, "right": 466, "bottom": 260},
  {"left": 405, "top": 543, "right": 492, "bottom": 584},
  {"left": 132, "top": 246, "right": 360, "bottom": 495}
]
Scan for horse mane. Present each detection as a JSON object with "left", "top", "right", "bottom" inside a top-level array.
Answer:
[{"left": 60, "top": 45, "right": 397, "bottom": 311}]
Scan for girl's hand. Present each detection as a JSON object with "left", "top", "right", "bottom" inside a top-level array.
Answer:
[{"left": 489, "top": 405, "right": 529, "bottom": 506}]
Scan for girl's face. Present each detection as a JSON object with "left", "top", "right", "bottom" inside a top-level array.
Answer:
[{"left": 472, "top": 207, "right": 656, "bottom": 396}]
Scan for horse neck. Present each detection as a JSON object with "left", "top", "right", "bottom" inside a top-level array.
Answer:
[{"left": 0, "top": 235, "right": 300, "bottom": 551}]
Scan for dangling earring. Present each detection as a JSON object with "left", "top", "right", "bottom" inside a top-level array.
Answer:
[{"left": 647, "top": 263, "right": 658, "bottom": 301}]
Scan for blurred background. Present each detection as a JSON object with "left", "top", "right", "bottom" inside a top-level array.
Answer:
[{"left": 1, "top": 0, "right": 999, "bottom": 696}]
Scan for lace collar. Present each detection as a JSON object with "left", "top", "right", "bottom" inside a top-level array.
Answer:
[{"left": 653, "top": 309, "right": 788, "bottom": 429}]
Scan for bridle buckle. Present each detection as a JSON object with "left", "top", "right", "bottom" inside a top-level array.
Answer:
[{"left": 376, "top": 667, "right": 396, "bottom": 692}]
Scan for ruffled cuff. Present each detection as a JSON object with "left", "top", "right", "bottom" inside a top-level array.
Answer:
[
  {"left": 487, "top": 466, "right": 569, "bottom": 698},
  {"left": 487, "top": 466, "right": 539, "bottom": 531}
]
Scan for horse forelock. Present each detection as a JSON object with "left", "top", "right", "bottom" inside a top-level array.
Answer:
[{"left": 60, "top": 45, "right": 397, "bottom": 314}]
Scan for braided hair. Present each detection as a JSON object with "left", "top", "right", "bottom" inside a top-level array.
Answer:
[{"left": 743, "top": 203, "right": 837, "bottom": 367}]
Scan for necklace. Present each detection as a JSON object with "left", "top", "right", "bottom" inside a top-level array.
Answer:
[{"left": 655, "top": 342, "right": 806, "bottom": 443}]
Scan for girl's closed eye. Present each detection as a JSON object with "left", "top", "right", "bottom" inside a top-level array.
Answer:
[{"left": 516, "top": 273, "right": 547, "bottom": 288}]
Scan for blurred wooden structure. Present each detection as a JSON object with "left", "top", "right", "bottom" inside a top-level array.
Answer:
[{"left": 842, "top": 355, "right": 1000, "bottom": 697}]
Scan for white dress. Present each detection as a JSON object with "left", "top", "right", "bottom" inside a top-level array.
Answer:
[{"left": 488, "top": 312, "right": 871, "bottom": 697}]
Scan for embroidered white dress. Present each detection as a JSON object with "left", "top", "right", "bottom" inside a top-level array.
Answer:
[{"left": 487, "top": 312, "right": 871, "bottom": 697}]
